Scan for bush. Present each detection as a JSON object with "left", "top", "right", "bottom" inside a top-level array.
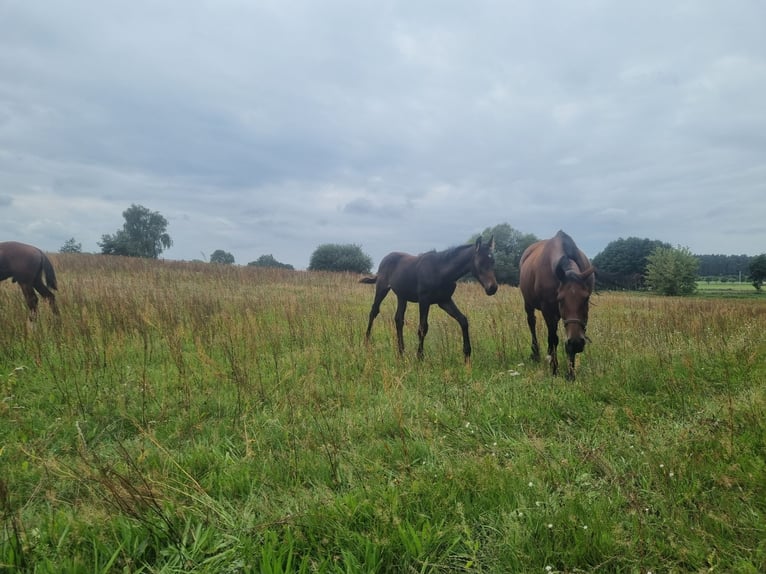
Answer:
[{"left": 308, "top": 244, "right": 372, "bottom": 273}]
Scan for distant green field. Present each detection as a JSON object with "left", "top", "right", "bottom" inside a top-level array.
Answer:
[
  {"left": 696, "top": 281, "right": 755, "bottom": 291},
  {"left": 695, "top": 280, "right": 762, "bottom": 299},
  {"left": 2, "top": 254, "right": 765, "bottom": 573}
]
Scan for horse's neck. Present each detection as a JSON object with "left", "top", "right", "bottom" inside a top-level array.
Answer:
[{"left": 442, "top": 246, "right": 473, "bottom": 281}]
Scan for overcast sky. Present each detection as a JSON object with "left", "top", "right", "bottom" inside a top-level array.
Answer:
[{"left": 1, "top": 1, "right": 764, "bottom": 269}]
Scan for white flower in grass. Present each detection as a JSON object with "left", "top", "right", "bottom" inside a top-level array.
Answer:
[{"left": 547, "top": 523, "right": 553, "bottom": 529}]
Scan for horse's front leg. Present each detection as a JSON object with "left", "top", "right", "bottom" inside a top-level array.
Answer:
[
  {"left": 416, "top": 301, "right": 431, "bottom": 360},
  {"left": 394, "top": 296, "right": 408, "bottom": 356},
  {"left": 525, "top": 304, "right": 540, "bottom": 362},
  {"left": 543, "top": 313, "right": 560, "bottom": 376},
  {"left": 438, "top": 299, "right": 471, "bottom": 362},
  {"left": 565, "top": 352, "right": 577, "bottom": 381}
]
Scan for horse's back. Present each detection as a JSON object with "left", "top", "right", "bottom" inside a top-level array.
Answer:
[
  {"left": 519, "top": 240, "right": 547, "bottom": 304},
  {"left": 0, "top": 241, "right": 44, "bottom": 283}
]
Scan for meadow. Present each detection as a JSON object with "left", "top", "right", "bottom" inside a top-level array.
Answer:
[{"left": 1, "top": 253, "right": 765, "bottom": 573}]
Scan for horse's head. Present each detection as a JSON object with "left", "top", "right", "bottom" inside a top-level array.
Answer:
[
  {"left": 472, "top": 236, "right": 498, "bottom": 295},
  {"left": 555, "top": 258, "right": 595, "bottom": 356}
]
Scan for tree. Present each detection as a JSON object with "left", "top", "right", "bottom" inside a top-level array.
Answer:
[
  {"left": 645, "top": 245, "right": 699, "bottom": 296},
  {"left": 60, "top": 237, "right": 82, "bottom": 253},
  {"left": 248, "top": 254, "right": 294, "bottom": 270},
  {"left": 309, "top": 244, "right": 372, "bottom": 273},
  {"left": 210, "top": 250, "right": 235, "bottom": 264},
  {"left": 749, "top": 254, "right": 766, "bottom": 291},
  {"left": 593, "top": 237, "right": 672, "bottom": 276},
  {"left": 470, "top": 223, "right": 537, "bottom": 285},
  {"left": 98, "top": 204, "right": 172, "bottom": 258}
]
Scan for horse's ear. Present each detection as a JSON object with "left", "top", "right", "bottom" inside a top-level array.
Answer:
[
  {"left": 488, "top": 235, "right": 495, "bottom": 252},
  {"left": 474, "top": 236, "right": 482, "bottom": 251}
]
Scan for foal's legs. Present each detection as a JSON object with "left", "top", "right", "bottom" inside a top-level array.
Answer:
[
  {"left": 438, "top": 299, "right": 471, "bottom": 362},
  {"left": 365, "top": 283, "right": 390, "bottom": 341},
  {"left": 394, "top": 295, "right": 408, "bottom": 355},
  {"left": 416, "top": 301, "right": 431, "bottom": 359}
]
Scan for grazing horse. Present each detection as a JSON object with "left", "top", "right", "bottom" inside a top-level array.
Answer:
[
  {"left": 519, "top": 231, "right": 594, "bottom": 380},
  {"left": 0, "top": 241, "right": 59, "bottom": 321},
  {"left": 360, "top": 237, "right": 497, "bottom": 362}
]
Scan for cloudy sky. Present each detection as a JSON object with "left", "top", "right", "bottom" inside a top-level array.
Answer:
[{"left": 1, "top": 1, "right": 764, "bottom": 268}]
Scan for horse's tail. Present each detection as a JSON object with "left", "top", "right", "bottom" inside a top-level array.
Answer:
[
  {"left": 41, "top": 252, "right": 58, "bottom": 291},
  {"left": 359, "top": 275, "right": 377, "bottom": 284}
]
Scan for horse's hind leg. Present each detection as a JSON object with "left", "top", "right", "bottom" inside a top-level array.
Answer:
[
  {"left": 20, "top": 283, "right": 39, "bottom": 322},
  {"left": 34, "top": 277, "right": 59, "bottom": 316},
  {"left": 365, "top": 284, "right": 390, "bottom": 341}
]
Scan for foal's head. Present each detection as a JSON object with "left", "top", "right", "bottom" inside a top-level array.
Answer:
[{"left": 471, "top": 236, "right": 498, "bottom": 296}]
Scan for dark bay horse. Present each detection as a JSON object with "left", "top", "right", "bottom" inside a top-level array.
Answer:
[
  {"left": 360, "top": 237, "right": 497, "bottom": 362},
  {"left": 519, "top": 231, "right": 594, "bottom": 380},
  {"left": 0, "top": 241, "right": 59, "bottom": 321}
]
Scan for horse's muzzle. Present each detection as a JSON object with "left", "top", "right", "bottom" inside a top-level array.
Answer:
[
  {"left": 485, "top": 283, "right": 498, "bottom": 296},
  {"left": 565, "top": 337, "right": 585, "bottom": 355}
]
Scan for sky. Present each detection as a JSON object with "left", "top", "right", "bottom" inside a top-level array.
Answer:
[{"left": 1, "top": 1, "right": 765, "bottom": 269}]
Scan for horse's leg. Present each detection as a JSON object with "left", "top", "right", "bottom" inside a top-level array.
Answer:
[
  {"left": 33, "top": 276, "right": 59, "bottom": 316},
  {"left": 565, "top": 352, "right": 577, "bottom": 381},
  {"left": 416, "top": 301, "right": 432, "bottom": 360},
  {"left": 20, "top": 283, "right": 39, "bottom": 322},
  {"left": 438, "top": 299, "right": 471, "bottom": 362},
  {"left": 525, "top": 303, "right": 540, "bottom": 362},
  {"left": 543, "top": 312, "right": 560, "bottom": 376},
  {"left": 365, "top": 284, "right": 390, "bottom": 341},
  {"left": 394, "top": 295, "right": 408, "bottom": 356}
]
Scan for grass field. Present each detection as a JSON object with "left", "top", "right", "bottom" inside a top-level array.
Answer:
[{"left": 1, "top": 254, "right": 765, "bottom": 573}]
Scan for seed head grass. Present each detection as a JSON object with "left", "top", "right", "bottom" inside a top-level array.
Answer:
[{"left": 0, "top": 253, "right": 764, "bottom": 572}]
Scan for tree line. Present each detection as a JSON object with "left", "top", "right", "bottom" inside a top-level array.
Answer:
[{"left": 59, "top": 205, "right": 766, "bottom": 295}]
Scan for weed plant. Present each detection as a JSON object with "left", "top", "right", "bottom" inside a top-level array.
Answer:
[{"left": 1, "top": 253, "right": 764, "bottom": 572}]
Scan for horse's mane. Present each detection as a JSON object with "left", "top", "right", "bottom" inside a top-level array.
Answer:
[
  {"left": 422, "top": 243, "right": 472, "bottom": 262},
  {"left": 556, "top": 230, "right": 589, "bottom": 271}
]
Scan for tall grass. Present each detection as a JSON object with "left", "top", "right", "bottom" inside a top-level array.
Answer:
[{"left": 1, "top": 253, "right": 764, "bottom": 572}]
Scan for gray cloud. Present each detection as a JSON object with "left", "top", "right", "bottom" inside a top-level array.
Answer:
[{"left": 1, "top": 1, "right": 765, "bottom": 268}]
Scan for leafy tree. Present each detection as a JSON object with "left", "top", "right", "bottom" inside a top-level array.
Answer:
[
  {"left": 593, "top": 237, "right": 672, "bottom": 277},
  {"left": 99, "top": 204, "right": 172, "bottom": 258},
  {"left": 60, "top": 237, "right": 82, "bottom": 253},
  {"left": 471, "top": 223, "right": 537, "bottom": 285},
  {"left": 210, "top": 249, "right": 235, "bottom": 264},
  {"left": 645, "top": 245, "right": 699, "bottom": 296},
  {"left": 248, "top": 254, "right": 294, "bottom": 270},
  {"left": 309, "top": 244, "right": 372, "bottom": 273},
  {"left": 749, "top": 254, "right": 766, "bottom": 291}
]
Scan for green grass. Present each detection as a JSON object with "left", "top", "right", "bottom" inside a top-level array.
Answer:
[{"left": 1, "top": 253, "right": 765, "bottom": 572}]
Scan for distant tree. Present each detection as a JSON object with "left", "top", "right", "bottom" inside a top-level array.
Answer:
[
  {"left": 60, "top": 237, "right": 82, "bottom": 253},
  {"left": 248, "top": 254, "right": 294, "bottom": 270},
  {"left": 697, "top": 254, "right": 752, "bottom": 279},
  {"left": 645, "top": 245, "right": 699, "bottom": 296},
  {"left": 309, "top": 244, "right": 372, "bottom": 273},
  {"left": 749, "top": 254, "right": 766, "bottom": 291},
  {"left": 470, "top": 223, "right": 537, "bottom": 285},
  {"left": 593, "top": 237, "right": 672, "bottom": 276},
  {"left": 98, "top": 204, "right": 172, "bottom": 258},
  {"left": 210, "top": 249, "right": 235, "bottom": 264}
]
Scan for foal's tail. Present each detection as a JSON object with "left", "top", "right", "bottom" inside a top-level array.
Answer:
[
  {"left": 41, "top": 252, "right": 58, "bottom": 291},
  {"left": 359, "top": 275, "right": 377, "bottom": 284}
]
